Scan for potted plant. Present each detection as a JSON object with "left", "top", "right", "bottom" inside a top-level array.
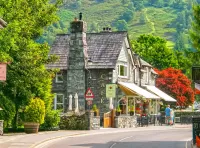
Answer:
[
  {"left": 92, "top": 104, "right": 98, "bottom": 116},
  {"left": 24, "top": 98, "right": 45, "bottom": 134},
  {"left": 130, "top": 105, "right": 134, "bottom": 116},
  {"left": 116, "top": 106, "right": 121, "bottom": 116}
]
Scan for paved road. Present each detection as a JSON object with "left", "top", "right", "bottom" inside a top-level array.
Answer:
[{"left": 41, "top": 129, "right": 192, "bottom": 148}]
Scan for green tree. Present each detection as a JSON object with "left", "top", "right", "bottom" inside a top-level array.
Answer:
[
  {"left": 131, "top": 34, "right": 178, "bottom": 70},
  {"left": 139, "top": 12, "right": 146, "bottom": 24},
  {"left": 115, "top": 20, "right": 128, "bottom": 31},
  {"left": 174, "top": 33, "right": 186, "bottom": 50},
  {"left": 190, "top": 4, "right": 200, "bottom": 65},
  {"left": 0, "top": 0, "right": 61, "bottom": 129},
  {"left": 119, "top": 9, "right": 134, "bottom": 22}
]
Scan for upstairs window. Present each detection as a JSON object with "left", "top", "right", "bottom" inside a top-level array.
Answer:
[
  {"left": 56, "top": 72, "right": 63, "bottom": 83},
  {"left": 118, "top": 65, "right": 128, "bottom": 77}
]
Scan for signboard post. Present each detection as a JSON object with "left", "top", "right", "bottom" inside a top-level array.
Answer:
[
  {"left": 192, "top": 117, "right": 200, "bottom": 144},
  {"left": 106, "top": 84, "right": 116, "bottom": 98}
]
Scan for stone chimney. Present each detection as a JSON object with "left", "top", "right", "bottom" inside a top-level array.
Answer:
[{"left": 67, "top": 13, "right": 88, "bottom": 112}]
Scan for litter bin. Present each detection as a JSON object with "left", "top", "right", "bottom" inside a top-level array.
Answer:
[{"left": 0, "top": 120, "right": 3, "bottom": 135}]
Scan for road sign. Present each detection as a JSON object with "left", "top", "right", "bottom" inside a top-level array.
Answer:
[
  {"left": 87, "top": 100, "right": 92, "bottom": 106},
  {"left": 85, "top": 88, "right": 94, "bottom": 99},
  {"left": 106, "top": 84, "right": 116, "bottom": 98}
]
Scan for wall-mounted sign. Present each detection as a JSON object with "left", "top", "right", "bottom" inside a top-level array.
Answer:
[
  {"left": 106, "top": 84, "right": 116, "bottom": 98},
  {"left": 85, "top": 88, "right": 94, "bottom": 100},
  {"left": 0, "top": 63, "right": 6, "bottom": 81}
]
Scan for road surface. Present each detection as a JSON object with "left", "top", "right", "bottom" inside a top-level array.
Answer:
[{"left": 42, "top": 129, "right": 192, "bottom": 148}]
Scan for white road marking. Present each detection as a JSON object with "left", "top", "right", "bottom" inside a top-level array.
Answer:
[{"left": 110, "top": 136, "right": 133, "bottom": 148}]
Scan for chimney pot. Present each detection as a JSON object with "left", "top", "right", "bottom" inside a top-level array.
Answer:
[{"left": 79, "top": 12, "right": 82, "bottom": 20}]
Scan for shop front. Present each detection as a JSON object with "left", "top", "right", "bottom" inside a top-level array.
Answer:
[{"left": 114, "top": 82, "right": 160, "bottom": 128}]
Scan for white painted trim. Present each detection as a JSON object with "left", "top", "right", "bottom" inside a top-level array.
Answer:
[
  {"left": 56, "top": 73, "right": 63, "bottom": 83},
  {"left": 54, "top": 93, "right": 64, "bottom": 111},
  {"left": 118, "top": 64, "right": 128, "bottom": 78}
]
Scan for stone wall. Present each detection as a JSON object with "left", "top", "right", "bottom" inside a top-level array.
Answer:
[
  {"left": 89, "top": 116, "right": 100, "bottom": 130},
  {"left": 115, "top": 116, "right": 137, "bottom": 128}
]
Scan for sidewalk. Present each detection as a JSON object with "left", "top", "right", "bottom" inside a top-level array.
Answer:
[{"left": 0, "top": 123, "right": 193, "bottom": 148}]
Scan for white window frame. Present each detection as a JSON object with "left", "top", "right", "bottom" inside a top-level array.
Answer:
[
  {"left": 134, "top": 68, "right": 138, "bottom": 82},
  {"left": 54, "top": 94, "right": 64, "bottom": 112},
  {"left": 146, "top": 67, "right": 149, "bottom": 83},
  {"left": 118, "top": 64, "right": 128, "bottom": 78},
  {"left": 56, "top": 72, "right": 63, "bottom": 83}
]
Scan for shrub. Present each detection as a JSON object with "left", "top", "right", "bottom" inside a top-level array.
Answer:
[
  {"left": 40, "top": 110, "right": 60, "bottom": 130},
  {"left": 59, "top": 114, "right": 89, "bottom": 130},
  {"left": 116, "top": 105, "right": 121, "bottom": 112},
  {"left": 174, "top": 111, "right": 200, "bottom": 117},
  {"left": 0, "top": 92, "right": 16, "bottom": 128},
  {"left": 24, "top": 98, "right": 45, "bottom": 124},
  {"left": 92, "top": 104, "right": 98, "bottom": 112}
]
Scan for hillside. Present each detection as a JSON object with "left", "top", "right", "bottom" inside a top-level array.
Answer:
[{"left": 38, "top": 0, "right": 198, "bottom": 50}]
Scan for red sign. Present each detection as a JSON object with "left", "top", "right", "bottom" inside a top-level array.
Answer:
[
  {"left": 85, "top": 88, "right": 94, "bottom": 99},
  {"left": 0, "top": 64, "right": 6, "bottom": 81},
  {"left": 87, "top": 100, "right": 92, "bottom": 106}
]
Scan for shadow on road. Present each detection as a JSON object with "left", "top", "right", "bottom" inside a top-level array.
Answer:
[{"left": 71, "top": 141, "right": 191, "bottom": 148}]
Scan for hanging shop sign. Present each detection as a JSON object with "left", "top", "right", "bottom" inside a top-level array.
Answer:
[{"left": 106, "top": 84, "right": 116, "bottom": 98}]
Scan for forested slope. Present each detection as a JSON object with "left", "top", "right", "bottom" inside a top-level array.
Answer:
[{"left": 38, "top": 0, "right": 198, "bottom": 51}]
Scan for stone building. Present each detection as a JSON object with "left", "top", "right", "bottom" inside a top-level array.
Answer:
[{"left": 47, "top": 15, "right": 176, "bottom": 118}]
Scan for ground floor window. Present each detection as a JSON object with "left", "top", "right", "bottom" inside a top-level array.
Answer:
[{"left": 54, "top": 94, "right": 64, "bottom": 112}]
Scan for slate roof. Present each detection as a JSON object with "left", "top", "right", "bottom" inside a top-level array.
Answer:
[
  {"left": 140, "top": 59, "right": 152, "bottom": 67},
  {"left": 47, "top": 31, "right": 128, "bottom": 69},
  {"left": 47, "top": 34, "right": 69, "bottom": 69}
]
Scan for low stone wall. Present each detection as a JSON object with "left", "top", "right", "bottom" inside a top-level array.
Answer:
[
  {"left": 115, "top": 115, "right": 137, "bottom": 128},
  {"left": 89, "top": 116, "right": 100, "bottom": 130}
]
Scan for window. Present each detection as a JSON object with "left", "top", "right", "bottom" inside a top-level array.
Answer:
[
  {"left": 54, "top": 94, "right": 64, "bottom": 112},
  {"left": 56, "top": 72, "right": 63, "bottom": 83},
  {"left": 118, "top": 65, "right": 128, "bottom": 77}
]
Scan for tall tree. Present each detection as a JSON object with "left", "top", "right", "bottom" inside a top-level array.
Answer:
[
  {"left": 190, "top": 4, "right": 200, "bottom": 65},
  {"left": 0, "top": 0, "right": 61, "bottom": 128},
  {"left": 155, "top": 68, "right": 194, "bottom": 108},
  {"left": 131, "top": 34, "right": 178, "bottom": 70}
]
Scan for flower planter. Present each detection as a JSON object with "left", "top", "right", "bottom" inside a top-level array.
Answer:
[
  {"left": 130, "top": 111, "right": 134, "bottom": 116},
  {"left": 94, "top": 111, "right": 97, "bottom": 116},
  {"left": 24, "top": 122, "right": 39, "bottom": 134},
  {"left": 116, "top": 112, "right": 121, "bottom": 116}
]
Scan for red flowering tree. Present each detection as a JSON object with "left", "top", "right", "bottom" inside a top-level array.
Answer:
[{"left": 155, "top": 68, "right": 194, "bottom": 108}]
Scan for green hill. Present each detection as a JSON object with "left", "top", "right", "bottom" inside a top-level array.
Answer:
[{"left": 38, "top": 0, "right": 198, "bottom": 50}]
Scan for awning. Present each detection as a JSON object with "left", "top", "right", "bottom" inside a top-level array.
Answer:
[
  {"left": 145, "top": 85, "right": 176, "bottom": 102},
  {"left": 118, "top": 82, "right": 160, "bottom": 99}
]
